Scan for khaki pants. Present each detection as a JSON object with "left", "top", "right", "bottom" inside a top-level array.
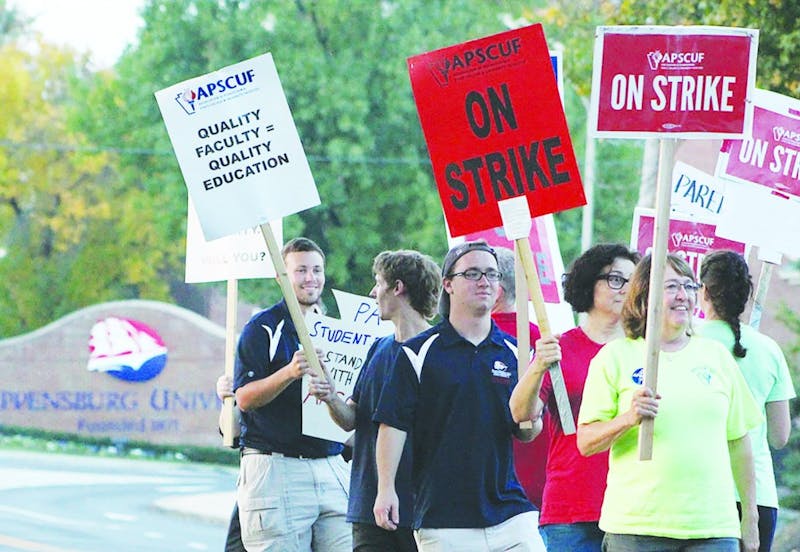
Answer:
[
  {"left": 416, "top": 511, "right": 545, "bottom": 552},
  {"left": 237, "top": 453, "right": 351, "bottom": 551}
]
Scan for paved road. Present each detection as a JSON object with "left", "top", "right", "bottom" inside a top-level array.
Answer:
[{"left": 0, "top": 449, "right": 237, "bottom": 551}]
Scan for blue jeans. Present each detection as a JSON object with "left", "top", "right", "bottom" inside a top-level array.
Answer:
[
  {"left": 602, "top": 533, "right": 739, "bottom": 551},
  {"left": 738, "top": 502, "right": 777, "bottom": 552},
  {"left": 539, "top": 522, "right": 603, "bottom": 552}
]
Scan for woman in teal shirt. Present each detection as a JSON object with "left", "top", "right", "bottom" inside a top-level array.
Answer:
[{"left": 698, "top": 250, "right": 796, "bottom": 552}]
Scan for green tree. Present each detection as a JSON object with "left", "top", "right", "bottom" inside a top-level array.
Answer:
[
  {"left": 0, "top": 0, "right": 27, "bottom": 43},
  {"left": 0, "top": 41, "right": 124, "bottom": 335}
]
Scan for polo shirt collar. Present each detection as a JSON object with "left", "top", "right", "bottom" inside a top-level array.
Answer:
[{"left": 437, "top": 317, "right": 507, "bottom": 348}]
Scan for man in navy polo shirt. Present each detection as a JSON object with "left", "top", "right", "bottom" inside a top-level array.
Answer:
[
  {"left": 309, "top": 249, "right": 441, "bottom": 552},
  {"left": 234, "top": 237, "right": 351, "bottom": 551},
  {"left": 373, "top": 241, "right": 539, "bottom": 551}
]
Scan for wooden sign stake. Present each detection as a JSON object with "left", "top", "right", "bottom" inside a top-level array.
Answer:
[
  {"left": 514, "top": 241, "right": 533, "bottom": 430},
  {"left": 516, "top": 238, "right": 576, "bottom": 435},
  {"left": 638, "top": 138, "right": 676, "bottom": 461},
  {"left": 221, "top": 278, "right": 238, "bottom": 447},
  {"left": 259, "top": 222, "right": 325, "bottom": 378},
  {"left": 749, "top": 247, "right": 782, "bottom": 330}
]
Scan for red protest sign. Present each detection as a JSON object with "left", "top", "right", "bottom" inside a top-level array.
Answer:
[
  {"left": 408, "top": 24, "right": 584, "bottom": 238},
  {"left": 590, "top": 26, "right": 758, "bottom": 139}
]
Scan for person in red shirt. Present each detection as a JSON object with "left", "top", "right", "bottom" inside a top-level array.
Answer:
[
  {"left": 490, "top": 247, "right": 546, "bottom": 509},
  {"left": 510, "top": 243, "right": 639, "bottom": 551}
]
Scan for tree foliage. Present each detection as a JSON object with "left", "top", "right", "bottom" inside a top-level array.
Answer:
[
  {"left": 0, "top": 40, "right": 128, "bottom": 335},
  {"left": 3, "top": 0, "right": 799, "bottom": 334}
]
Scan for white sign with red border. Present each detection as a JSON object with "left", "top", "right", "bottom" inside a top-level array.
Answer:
[{"left": 590, "top": 26, "right": 758, "bottom": 139}]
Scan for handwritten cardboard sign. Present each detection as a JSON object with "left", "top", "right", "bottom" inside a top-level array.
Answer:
[
  {"left": 671, "top": 161, "right": 726, "bottom": 220},
  {"left": 301, "top": 290, "right": 395, "bottom": 443},
  {"left": 184, "top": 198, "right": 283, "bottom": 283}
]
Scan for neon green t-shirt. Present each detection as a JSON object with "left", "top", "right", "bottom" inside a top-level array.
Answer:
[
  {"left": 578, "top": 336, "right": 762, "bottom": 539},
  {"left": 697, "top": 320, "right": 796, "bottom": 508}
]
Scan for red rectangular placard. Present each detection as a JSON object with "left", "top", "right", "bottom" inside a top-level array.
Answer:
[
  {"left": 408, "top": 24, "right": 584, "bottom": 238},
  {"left": 590, "top": 26, "right": 758, "bottom": 138}
]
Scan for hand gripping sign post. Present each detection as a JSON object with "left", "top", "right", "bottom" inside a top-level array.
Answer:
[
  {"left": 184, "top": 198, "right": 283, "bottom": 446},
  {"left": 715, "top": 89, "right": 800, "bottom": 328},
  {"left": 155, "top": 53, "right": 325, "bottom": 445},
  {"left": 590, "top": 25, "right": 758, "bottom": 459},
  {"left": 407, "top": 24, "right": 586, "bottom": 433}
]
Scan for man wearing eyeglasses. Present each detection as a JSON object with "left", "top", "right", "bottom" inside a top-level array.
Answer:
[{"left": 372, "top": 240, "right": 540, "bottom": 551}]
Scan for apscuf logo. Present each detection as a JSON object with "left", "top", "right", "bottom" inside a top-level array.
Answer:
[
  {"left": 773, "top": 126, "right": 800, "bottom": 147},
  {"left": 428, "top": 38, "right": 521, "bottom": 86},
  {"left": 174, "top": 69, "right": 256, "bottom": 115},
  {"left": 631, "top": 367, "right": 644, "bottom": 385},
  {"left": 87, "top": 317, "right": 168, "bottom": 382},
  {"left": 647, "top": 49, "right": 705, "bottom": 71},
  {"left": 671, "top": 231, "right": 714, "bottom": 249}
]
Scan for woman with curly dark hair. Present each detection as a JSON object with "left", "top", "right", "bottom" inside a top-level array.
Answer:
[
  {"left": 697, "top": 250, "right": 796, "bottom": 552},
  {"left": 511, "top": 243, "right": 639, "bottom": 551}
]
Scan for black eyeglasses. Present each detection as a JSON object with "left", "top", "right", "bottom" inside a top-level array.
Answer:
[
  {"left": 596, "top": 272, "right": 630, "bottom": 290},
  {"left": 448, "top": 268, "right": 502, "bottom": 282}
]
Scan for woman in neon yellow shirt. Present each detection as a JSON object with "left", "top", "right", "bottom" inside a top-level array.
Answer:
[{"left": 577, "top": 253, "right": 762, "bottom": 552}]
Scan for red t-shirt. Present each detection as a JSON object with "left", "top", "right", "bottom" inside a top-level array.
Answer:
[
  {"left": 491, "top": 312, "right": 547, "bottom": 509},
  {"left": 538, "top": 326, "right": 609, "bottom": 524}
]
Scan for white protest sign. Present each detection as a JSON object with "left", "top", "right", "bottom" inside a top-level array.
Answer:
[
  {"left": 301, "top": 290, "right": 395, "bottom": 443},
  {"left": 715, "top": 88, "right": 800, "bottom": 256},
  {"left": 671, "top": 161, "right": 726, "bottom": 220},
  {"left": 155, "top": 53, "right": 320, "bottom": 241},
  {"left": 184, "top": 198, "right": 283, "bottom": 283}
]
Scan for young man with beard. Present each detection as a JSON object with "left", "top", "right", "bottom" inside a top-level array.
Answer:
[
  {"left": 309, "top": 249, "right": 441, "bottom": 551},
  {"left": 234, "top": 237, "right": 351, "bottom": 552}
]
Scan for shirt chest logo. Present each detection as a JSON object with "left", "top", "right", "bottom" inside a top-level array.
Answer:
[
  {"left": 491, "top": 360, "right": 512, "bottom": 384},
  {"left": 691, "top": 365, "right": 713, "bottom": 385}
]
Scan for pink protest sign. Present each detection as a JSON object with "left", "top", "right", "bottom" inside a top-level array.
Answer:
[
  {"left": 630, "top": 207, "right": 747, "bottom": 279},
  {"left": 714, "top": 89, "right": 800, "bottom": 255},
  {"left": 590, "top": 26, "right": 758, "bottom": 139},
  {"left": 466, "top": 218, "right": 561, "bottom": 304},
  {"left": 718, "top": 89, "right": 800, "bottom": 197}
]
